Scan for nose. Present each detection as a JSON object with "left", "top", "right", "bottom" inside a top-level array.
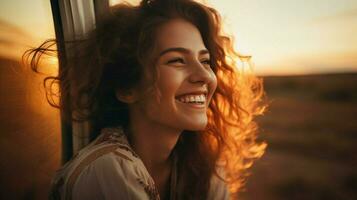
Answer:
[{"left": 188, "top": 60, "right": 216, "bottom": 85}]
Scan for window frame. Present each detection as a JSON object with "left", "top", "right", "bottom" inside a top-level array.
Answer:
[{"left": 50, "top": 0, "right": 109, "bottom": 164}]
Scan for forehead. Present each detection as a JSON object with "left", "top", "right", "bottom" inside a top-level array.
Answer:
[{"left": 155, "top": 19, "right": 207, "bottom": 52}]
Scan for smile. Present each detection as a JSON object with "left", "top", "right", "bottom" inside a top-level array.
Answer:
[{"left": 175, "top": 94, "right": 206, "bottom": 105}]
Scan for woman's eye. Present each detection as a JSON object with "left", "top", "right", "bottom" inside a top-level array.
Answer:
[
  {"left": 201, "top": 59, "right": 211, "bottom": 66},
  {"left": 167, "top": 58, "right": 185, "bottom": 64}
]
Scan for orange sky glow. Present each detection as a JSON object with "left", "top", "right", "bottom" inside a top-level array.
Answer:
[{"left": 0, "top": 0, "right": 356, "bottom": 76}]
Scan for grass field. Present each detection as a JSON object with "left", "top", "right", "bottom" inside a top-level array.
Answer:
[
  {"left": 239, "top": 73, "right": 357, "bottom": 200},
  {"left": 0, "top": 57, "right": 61, "bottom": 200}
]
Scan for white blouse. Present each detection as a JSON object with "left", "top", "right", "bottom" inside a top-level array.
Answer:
[{"left": 49, "top": 127, "right": 230, "bottom": 200}]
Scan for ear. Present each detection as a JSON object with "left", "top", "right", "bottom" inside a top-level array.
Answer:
[{"left": 115, "top": 88, "right": 139, "bottom": 104}]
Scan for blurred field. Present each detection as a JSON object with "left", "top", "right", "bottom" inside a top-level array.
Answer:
[
  {"left": 240, "top": 73, "right": 357, "bottom": 200},
  {"left": 0, "top": 57, "right": 61, "bottom": 200}
]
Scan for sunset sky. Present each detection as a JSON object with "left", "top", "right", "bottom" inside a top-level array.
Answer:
[{"left": 0, "top": 0, "right": 356, "bottom": 75}]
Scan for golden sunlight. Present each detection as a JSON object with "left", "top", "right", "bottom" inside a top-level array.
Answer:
[
  {"left": 109, "top": 0, "right": 357, "bottom": 75},
  {"left": 0, "top": 1, "right": 61, "bottom": 198}
]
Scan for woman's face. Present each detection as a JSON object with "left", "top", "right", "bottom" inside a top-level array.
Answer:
[{"left": 134, "top": 18, "right": 217, "bottom": 131}]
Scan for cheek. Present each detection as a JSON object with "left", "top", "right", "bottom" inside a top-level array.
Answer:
[
  {"left": 156, "top": 68, "right": 185, "bottom": 98},
  {"left": 207, "top": 72, "right": 218, "bottom": 102},
  {"left": 139, "top": 68, "right": 183, "bottom": 117}
]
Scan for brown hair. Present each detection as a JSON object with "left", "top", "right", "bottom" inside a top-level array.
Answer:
[{"left": 23, "top": 0, "right": 267, "bottom": 198}]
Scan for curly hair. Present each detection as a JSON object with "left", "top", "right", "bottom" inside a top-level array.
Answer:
[{"left": 23, "top": 0, "right": 267, "bottom": 198}]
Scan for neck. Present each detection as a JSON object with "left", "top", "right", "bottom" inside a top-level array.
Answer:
[{"left": 127, "top": 109, "right": 182, "bottom": 176}]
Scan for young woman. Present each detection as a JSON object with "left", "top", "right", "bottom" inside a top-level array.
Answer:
[{"left": 25, "top": 0, "right": 266, "bottom": 199}]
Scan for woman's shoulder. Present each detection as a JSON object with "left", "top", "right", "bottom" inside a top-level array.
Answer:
[{"left": 49, "top": 127, "right": 158, "bottom": 200}]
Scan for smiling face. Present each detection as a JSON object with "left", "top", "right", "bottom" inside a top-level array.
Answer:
[{"left": 130, "top": 19, "right": 217, "bottom": 131}]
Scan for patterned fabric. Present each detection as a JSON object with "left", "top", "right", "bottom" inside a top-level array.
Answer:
[
  {"left": 49, "top": 126, "right": 230, "bottom": 200},
  {"left": 137, "top": 178, "right": 160, "bottom": 200}
]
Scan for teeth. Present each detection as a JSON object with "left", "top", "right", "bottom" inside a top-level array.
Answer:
[
  {"left": 185, "top": 96, "right": 190, "bottom": 102},
  {"left": 176, "top": 94, "right": 206, "bottom": 104},
  {"left": 190, "top": 96, "right": 195, "bottom": 102},
  {"left": 199, "top": 95, "right": 204, "bottom": 102}
]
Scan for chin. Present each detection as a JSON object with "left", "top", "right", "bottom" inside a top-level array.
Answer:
[{"left": 184, "top": 120, "right": 207, "bottom": 131}]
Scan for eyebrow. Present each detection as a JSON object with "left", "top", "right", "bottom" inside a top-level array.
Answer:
[{"left": 159, "top": 47, "right": 209, "bottom": 57}]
